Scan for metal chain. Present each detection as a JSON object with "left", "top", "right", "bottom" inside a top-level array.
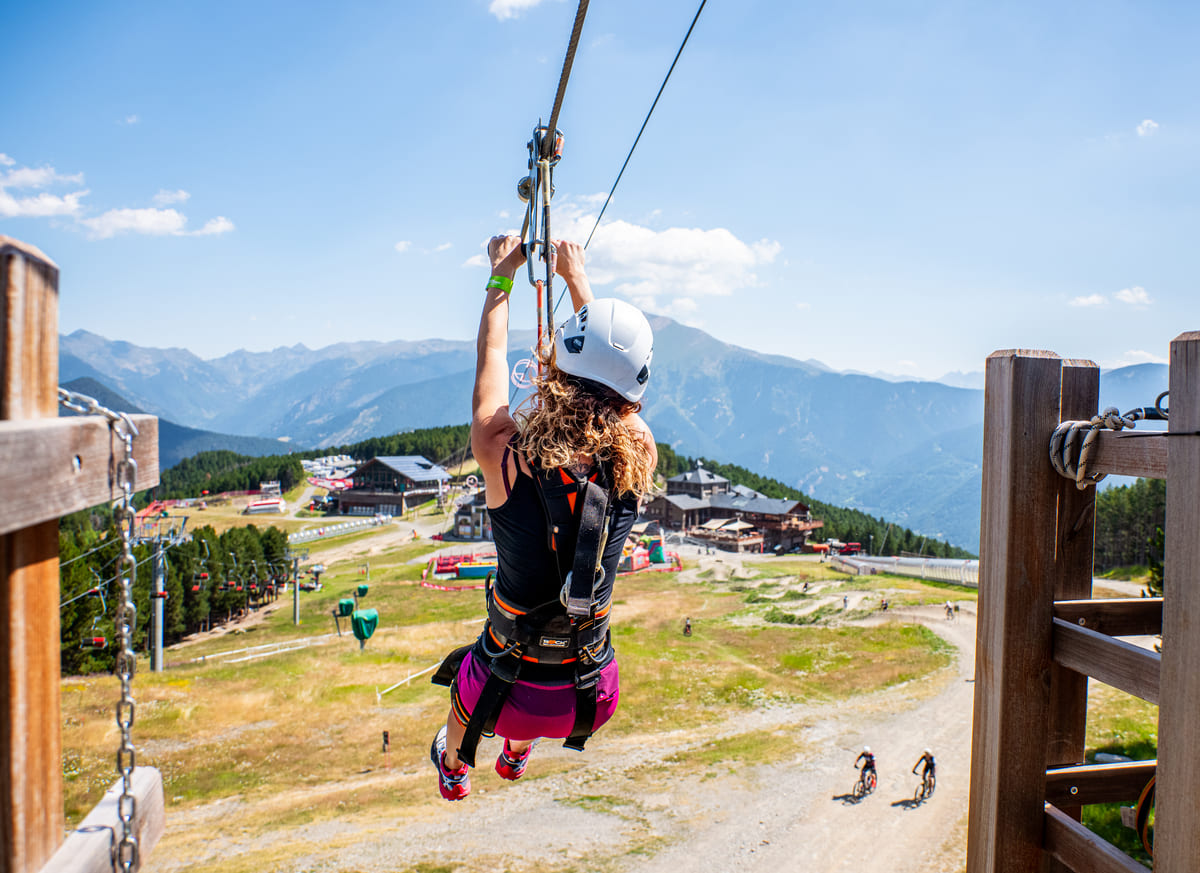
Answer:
[{"left": 59, "top": 386, "right": 141, "bottom": 870}]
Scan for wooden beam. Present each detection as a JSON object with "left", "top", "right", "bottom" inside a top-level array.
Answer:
[
  {"left": 1053, "top": 598, "right": 1162, "bottom": 637},
  {"left": 0, "top": 415, "right": 160, "bottom": 536},
  {"left": 0, "top": 237, "right": 58, "bottom": 421},
  {"left": 1087, "top": 430, "right": 1167, "bottom": 480},
  {"left": 1045, "top": 360, "right": 1100, "bottom": 867},
  {"left": 1052, "top": 618, "right": 1160, "bottom": 704},
  {"left": 37, "top": 768, "right": 164, "bottom": 873},
  {"left": 1045, "top": 761, "right": 1156, "bottom": 806},
  {"left": 1044, "top": 804, "right": 1151, "bottom": 873},
  {"left": 1, "top": 236, "right": 62, "bottom": 873},
  {"left": 967, "top": 349, "right": 1063, "bottom": 873},
  {"left": 1156, "top": 330, "right": 1200, "bottom": 872}
]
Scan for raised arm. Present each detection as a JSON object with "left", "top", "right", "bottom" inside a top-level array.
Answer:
[
  {"left": 553, "top": 239, "right": 593, "bottom": 312},
  {"left": 471, "top": 236, "right": 526, "bottom": 481}
]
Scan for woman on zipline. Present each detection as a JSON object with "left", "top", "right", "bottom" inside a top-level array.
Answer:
[{"left": 430, "top": 234, "right": 657, "bottom": 800}]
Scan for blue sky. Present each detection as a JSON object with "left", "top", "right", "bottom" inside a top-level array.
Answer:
[{"left": 3, "top": 0, "right": 1197, "bottom": 379}]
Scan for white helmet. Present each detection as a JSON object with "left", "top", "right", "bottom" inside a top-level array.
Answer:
[
  {"left": 554, "top": 298, "right": 653, "bottom": 402},
  {"left": 863, "top": 746, "right": 871, "bottom": 754},
  {"left": 924, "top": 748, "right": 932, "bottom": 756}
]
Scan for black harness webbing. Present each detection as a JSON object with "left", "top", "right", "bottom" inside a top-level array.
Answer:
[
  {"left": 566, "top": 479, "right": 610, "bottom": 618},
  {"left": 432, "top": 456, "right": 618, "bottom": 767}
]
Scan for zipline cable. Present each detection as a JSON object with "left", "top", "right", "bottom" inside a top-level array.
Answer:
[
  {"left": 545, "top": 0, "right": 591, "bottom": 159},
  {"left": 582, "top": 0, "right": 708, "bottom": 251}
]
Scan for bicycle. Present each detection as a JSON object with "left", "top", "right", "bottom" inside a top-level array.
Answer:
[
  {"left": 914, "top": 770, "right": 935, "bottom": 803},
  {"left": 854, "top": 766, "right": 877, "bottom": 799}
]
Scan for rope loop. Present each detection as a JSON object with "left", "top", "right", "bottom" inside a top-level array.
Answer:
[{"left": 1049, "top": 403, "right": 1162, "bottom": 489}]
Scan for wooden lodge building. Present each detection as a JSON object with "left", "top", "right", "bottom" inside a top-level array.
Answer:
[
  {"left": 336, "top": 455, "right": 451, "bottom": 516},
  {"left": 642, "top": 465, "right": 824, "bottom": 552}
]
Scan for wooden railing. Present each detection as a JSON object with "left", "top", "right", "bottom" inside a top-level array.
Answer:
[
  {"left": 1, "top": 237, "right": 162, "bottom": 873},
  {"left": 966, "top": 333, "right": 1200, "bottom": 873}
]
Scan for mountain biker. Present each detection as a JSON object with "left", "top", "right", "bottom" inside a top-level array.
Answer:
[
  {"left": 428, "top": 234, "right": 657, "bottom": 801},
  {"left": 913, "top": 748, "right": 936, "bottom": 781},
  {"left": 855, "top": 745, "right": 877, "bottom": 781}
]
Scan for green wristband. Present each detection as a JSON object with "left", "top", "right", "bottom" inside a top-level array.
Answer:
[{"left": 486, "top": 275, "right": 514, "bottom": 294}]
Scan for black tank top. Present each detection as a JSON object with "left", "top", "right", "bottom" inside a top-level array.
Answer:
[{"left": 489, "top": 459, "right": 640, "bottom": 611}]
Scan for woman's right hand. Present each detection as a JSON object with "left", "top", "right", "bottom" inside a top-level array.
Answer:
[{"left": 553, "top": 239, "right": 585, "bottom": 282}]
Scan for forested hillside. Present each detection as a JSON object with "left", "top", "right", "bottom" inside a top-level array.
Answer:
[
  {"left": 1093, "top": 477, "right": 1165, "bottom": 573},
  {"left": 59, "top": 515, "right": 287, "bottom": 675}
]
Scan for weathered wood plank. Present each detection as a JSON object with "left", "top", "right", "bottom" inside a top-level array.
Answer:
[
  {"left": 0, "top": 415, "right": 160, "bottom": 536},
  {"left": 1046, "top": 360, "right": 1099, "bottom": 851},
  {"left": 1156, "top": 330, "right": 1200, "bottom": 872},
  {"left": 1045, "top": 760, "right": 1157, "bottom": 806},
  {"left": 1044, "top": 804, "right": 1151, "bottom": 873},
  {"left": 37, "top": 768, "right": 164, "bottom": 873},
  {"left": 1, "top": 236, "right": 62, "bottom": 873},
  {"left": 1087, "top": 430, "right": 1167, "bottom": 480},
  {"left": 967, "top": 349, "right": 1063, "bottom": 873},
  {"left": 1, "top": 237, "right": 59, "bottom": 421},
  {"left": 1052, "top": 618, "right": 1160, "bottom": 704},
  {"left": 1053, "top": 598, "right": 1162, "bottom": 637}
]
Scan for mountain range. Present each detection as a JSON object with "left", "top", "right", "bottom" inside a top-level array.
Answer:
[{"left": 59, "top": 326, "right": 1170, "bottom": 551}]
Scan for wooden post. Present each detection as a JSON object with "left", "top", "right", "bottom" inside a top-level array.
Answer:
[
  {"left": 1155, "top": 331, "right": 1200, "bottom": 871},
  {"left": 967, "top": 349, "right": 1063, "bottom": 873},
  {"left": 1045, "top": 359, "right": 1099, "bottom": 860},
  {"left": 0, "top": 237, "right": 63, "bottom": 873}
]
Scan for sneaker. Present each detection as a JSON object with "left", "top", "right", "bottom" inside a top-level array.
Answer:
[
  {"left": 495, "top": 738, "right": 537, "bottom": 781},
  {"left": 430, "top": 726, "right": 470, "bottom": 801}
]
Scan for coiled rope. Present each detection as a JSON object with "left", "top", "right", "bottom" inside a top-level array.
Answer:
[{"left": 1048, "top": 392, "right": 1168, "bottom": 489}]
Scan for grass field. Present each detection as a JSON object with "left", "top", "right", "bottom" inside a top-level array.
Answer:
[{"left": 61, "top": 540, "right": 969, "bottom": 840}]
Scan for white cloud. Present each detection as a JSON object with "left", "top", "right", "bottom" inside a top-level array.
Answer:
[
  {"left": 1116, "top": 286, "right": 1152, "bottom": 306},
  {"left": 0, "top": 159, "right": 88, "bottom": 217},
  {"left": 1136, "top": 119, "right": 1159, "bottom": 137},
  {"left": 122, "top": 114, "right": 140, "bottom": 125},
  {"left": 0, "top": 155, "right": 232, "bottom": 240},
  {"left": 1069, "top": 294, "right": 1107, "bottom": 307},
  {"left": 194, "top": 216, "right": 234, "bottom": 236},
  {"left": 434, "top": 242, "right": 452, "bottom": 252},
  {"left": 0, "top": 189, "right": 89, "bottom": 218},
  {"left": 795, "top": 301, "right": 811, "bottom": 311},
  {"left": 488, "top": 0, "right": 553, "bottom": 20},
  {"left": 394, "top": 240, "right": 412, "bottom": 253},
  {"left": 1105, "top": 349, "right": 1168, "bottom": 369},
  {"left": 535, "top": 197, "right": 782, "bottom": 315},
  {"left": 462, "top": 254, "right": 489, "bottom": 269},
  {"left": 82, "top": 207, "right": 188, "bottom": 238},
  {"left": 81, "top": 208, "right": 233, "bottom": 239},
  {"left": 498, "top": 209, "right": 510, "bottom": 220},
  {"left": 153, "top": 189, "right": 190, "bottom": 206},
  {"left": 897, "top": 360, "right": 918, "bottom": 370}
]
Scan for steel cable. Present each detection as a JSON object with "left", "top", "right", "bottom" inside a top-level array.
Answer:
[{"left": 544, "top": 0, "right": 591, "bottom": 158}]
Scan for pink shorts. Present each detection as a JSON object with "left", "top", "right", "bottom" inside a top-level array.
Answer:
[{"left": 452, "top": 649, "right": 621, "bottom": 742}]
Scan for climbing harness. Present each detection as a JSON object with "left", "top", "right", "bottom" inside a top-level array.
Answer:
[
  {"left": 432, "top": 454, "right": 619, "bottom": 768},
  {"left": 1049, "top": 392, "right": 1169, "bottom": 489}
]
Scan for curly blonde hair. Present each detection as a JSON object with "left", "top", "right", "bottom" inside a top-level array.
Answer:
[{"left": 515, "top": 354, "right": 656, "bottom": 497}]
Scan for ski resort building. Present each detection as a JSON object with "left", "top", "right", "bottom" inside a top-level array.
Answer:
[
  {"left": 337, "top": 455, "right": 451, "bottom": 516},
  {"left": 642, "top": 464, "right": 824, "bottom": 552}
]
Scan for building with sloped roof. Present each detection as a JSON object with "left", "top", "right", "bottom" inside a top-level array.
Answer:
[
  {"left": 643, "top": 463, "right": 823, "bottom": 551},
  {"left": 337, "top": 455, "right": 451, "bottom": 516},
  {"left": 665, "top": 465, "right": 730, "bottom": 499}
]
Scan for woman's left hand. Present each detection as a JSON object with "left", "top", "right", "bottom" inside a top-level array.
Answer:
[{"left": 488, "top": 235, "right": 526, "bottom": 278}]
